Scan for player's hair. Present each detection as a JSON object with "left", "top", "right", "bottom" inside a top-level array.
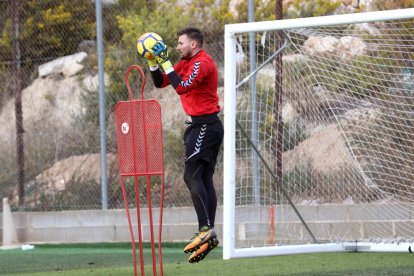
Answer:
[{"left": 177, "top": 27, "right": 204, "bottom": 47}]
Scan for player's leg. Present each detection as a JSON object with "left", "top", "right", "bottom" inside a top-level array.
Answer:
[
  {"left": 183, "top": 160, "right": 218, "bottom": 254},
  {"left": 201, "top": 119, "right": 223, "bottom": 230},
  {"left": 183, "top": 123, "right": 215, "bottom": 232},
  {"left": 203, "top": 166, "right": 217, "bottom": 229},
  {"left": 187, "top": 160, "right": 222, "bottom": 263},
  {"left": 182, "top": 118, "right": 223, "bottom": 262},
  {"left": 186, "top": 147, "right": 223, "bottom": 262}
]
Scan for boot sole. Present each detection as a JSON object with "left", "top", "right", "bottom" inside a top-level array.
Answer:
[{"left": 188, "top": 237, "right": 219, "bottom": 263}]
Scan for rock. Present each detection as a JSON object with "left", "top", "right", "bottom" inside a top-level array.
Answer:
[
  {"left": 283, "top": 54, "right": 306, "bottom": 63},
  {"left": 82, "top": 74, "right": 110, "bottom": 92},
  {"left": 62, "top": 62, "right": 84, "bottom": 77},
  {"left": 336, "top": 36, "right": 367, "bottom": 61},
  {"left": 303, "top": 35, "right": 367, "bottom": 62},
  {"left": 35, "top": 153, "right": 118, "bottom": 193},
  {"left": 38, "top": 52, "right": 87, "bottom": 77},
  {"left": 359, "top": 0, "right": 375, "bottom": 11},
  {"left": 282, "top": 102, "right": 298, "bottom": 125},
  {"left": 303, "top": 36, "right": 338, "bottom": 55},
  {"left": 283, "top": 124, "right": 354, "bottom": 174}
]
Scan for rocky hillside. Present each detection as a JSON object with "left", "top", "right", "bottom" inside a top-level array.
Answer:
[
  {"left": 1, "top": 1, "right": 411, "bottom": 207},
  {"left": 0, "top": 46, "right": 352, "bottom": 207}
]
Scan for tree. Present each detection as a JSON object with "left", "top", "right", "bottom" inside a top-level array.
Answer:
[
  {"left": 0, "top": 0, "right": 96, "bottom": 206},
  {"left": 0, "top": 0, "right": 95, "bottom": 77}
]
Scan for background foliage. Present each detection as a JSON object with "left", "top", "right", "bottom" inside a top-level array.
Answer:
[{"left": 0, "top": 0, "right": 411, "bottom": 210}]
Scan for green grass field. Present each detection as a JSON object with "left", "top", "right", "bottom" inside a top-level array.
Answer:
[{"left": 1, "top": 243, "right": 413, "bottom": 275}]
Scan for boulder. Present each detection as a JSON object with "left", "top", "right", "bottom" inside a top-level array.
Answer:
[
  {"left": 38, "top": 52, "right": 87, "bottom": 77},
  {"left": 303, "top": 35, "right": 367, "bottom": 61},
  {"left": 336, "top": 36, "right": 367, "bottom": 61},
  {"left": 34, "top": 153, "right": 119, "bottom": 193},
  {"left": 303, "top": 36, "right": 338, "bottom": 55}
]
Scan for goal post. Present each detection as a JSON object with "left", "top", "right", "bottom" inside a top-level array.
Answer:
[{"left": 223, "top": 8, "right": 414, "bottom": 259}]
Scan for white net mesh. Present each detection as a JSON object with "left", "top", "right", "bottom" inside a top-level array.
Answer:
[{"left": 232, "top": 18, "right": 414, "bottom": 249}]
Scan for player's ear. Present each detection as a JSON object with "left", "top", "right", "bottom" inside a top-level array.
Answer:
[{"left": 191, "top": 40, "right": 197, "bottom": 49}]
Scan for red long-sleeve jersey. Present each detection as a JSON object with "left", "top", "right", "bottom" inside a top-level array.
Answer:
[{"left": 156, "top": 50, "right": 221, "bottom": 116}]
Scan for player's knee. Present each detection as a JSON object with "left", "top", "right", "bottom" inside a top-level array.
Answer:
[{"left": 183, "top": 171, "right": 192, "bottom": 189}]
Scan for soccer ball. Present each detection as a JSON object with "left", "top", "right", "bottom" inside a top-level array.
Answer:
[{"left": 136, "top": 32, "right": 163, "bottom": 60}]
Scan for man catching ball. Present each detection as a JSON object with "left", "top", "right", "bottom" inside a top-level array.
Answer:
[{"left": 141, "top": 27, "right": 223, "bottom": 263}]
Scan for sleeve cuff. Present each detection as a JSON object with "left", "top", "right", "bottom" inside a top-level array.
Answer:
[
  {"left": 166, "top": 70, "right": 182, "bottom": 89},
  {"left": 164, "top": 66, "right": 174, "bottom": 74},
  {"left": 149, "top": 65, "right": 159, "bottom": 71}
]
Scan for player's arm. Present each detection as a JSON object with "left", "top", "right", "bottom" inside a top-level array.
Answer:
[
  {"left": 149, "top": 64, "right": 167, "bottom": 88},
  {"left": 152, "top": 41, "right": 184, "bottom": 91},
  {"left": 152, "top": 41, "right": 204, "bottom": 95},
  {"left": 137, "top": 42, "right": 169, "bottom": 88}
]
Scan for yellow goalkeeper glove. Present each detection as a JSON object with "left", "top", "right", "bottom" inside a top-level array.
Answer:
[{"left": 147, "top": 57, "right": 157, "bottom": 68}]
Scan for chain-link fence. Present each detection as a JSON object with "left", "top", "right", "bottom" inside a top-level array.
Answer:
[
  {"left": 0, "top": 0, "right": 231, "bottom": 211},
  {"left": 0, "top": 0, "right": 403, "bottom": 211}
]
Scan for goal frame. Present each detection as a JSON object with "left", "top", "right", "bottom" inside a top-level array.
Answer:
[{"left": 223, "top": 8, "right": 414, "bottom": 260}]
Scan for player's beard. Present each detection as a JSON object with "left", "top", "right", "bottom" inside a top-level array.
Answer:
[{"left": 179, "top": 49, "right": 192, "bottom": 59}]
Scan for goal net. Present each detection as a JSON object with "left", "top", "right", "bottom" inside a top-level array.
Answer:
[{"left": 223, "top": 8, "right": 414, "bottom": 259}]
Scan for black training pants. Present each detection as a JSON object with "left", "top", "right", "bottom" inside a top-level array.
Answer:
[{"left": 183, "top": 119, "right": 224, "bottom": 230}]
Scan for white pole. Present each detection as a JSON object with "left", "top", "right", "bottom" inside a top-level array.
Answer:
[
  {"left": 230, "top": 242, "right": 414, "bottom": 258},
  {"left": 248, "top": 0, "right": 260, "bottom": 206},
  {"left": 1, "top": 198, "right": 19, "bottom": 249},
  {"left": 223, "top": 26, "right": 237, "bottom": 260},
  {"left": 95, "top": 0, "right": 108, "bottom": 209},
  {"left": 226, "top": 8, "right": 414, "bottom": 34}
]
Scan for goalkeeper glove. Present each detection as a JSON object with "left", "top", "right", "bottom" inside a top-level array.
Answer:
[
  {"left": 147, "top": 57, "right": 158, "bottom": 69},
  {"left": 152, "top": 41, "right": 173, "bottom": 73}
]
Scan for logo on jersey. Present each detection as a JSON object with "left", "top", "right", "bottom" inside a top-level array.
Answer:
[{"left": 180, "top": 62, "right": 200, "bottom": 87}]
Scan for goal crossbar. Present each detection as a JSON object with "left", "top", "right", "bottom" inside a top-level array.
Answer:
[{"left": 225, "top": 8, "right": 414, "bottom": 34}]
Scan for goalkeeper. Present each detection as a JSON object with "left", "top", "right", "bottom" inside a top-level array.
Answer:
[{"left": 144, "top": 27, "right": 223, "bottom": 263}]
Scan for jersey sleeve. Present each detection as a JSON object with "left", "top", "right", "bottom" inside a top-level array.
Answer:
[
  {"left": 151, "top": 62, "right": 188, "bottom": 89},
  {"left": 150, "top": 68, "right": 167, "bottom": 88},
  {"left": 167, "top": 60, "right": 209, "bottom": 95},
  {"left": 150, "top": 67, "right": 172, "bottom": 88}
]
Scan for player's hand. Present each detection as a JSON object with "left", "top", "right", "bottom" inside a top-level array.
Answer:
[
  {"left": 152, "top": 41, "right": 169, "bottom": 62},
  {"left": 147, "top": 57, "right": 157, "bottom": 67},
  {"left": 152, "top": 41, "right": 173, "bottom": 72}
]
